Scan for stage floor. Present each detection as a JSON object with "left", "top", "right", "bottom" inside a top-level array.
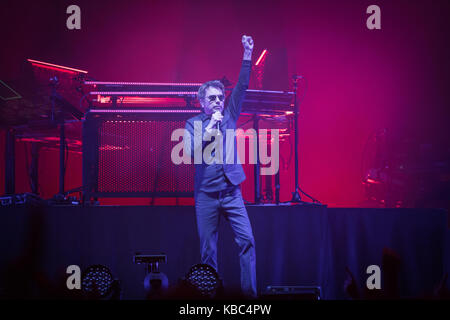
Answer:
[{"left": 1, "top": 205, "right": 449, "bottom": 299}]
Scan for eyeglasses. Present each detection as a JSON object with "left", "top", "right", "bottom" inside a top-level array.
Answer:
[{"left": 207, "top": 94, "right": 225, "bottom": 102}]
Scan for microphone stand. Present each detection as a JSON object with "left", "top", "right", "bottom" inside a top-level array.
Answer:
[{"left": 290, "top": 75, "right": 303, "bottom": 203}]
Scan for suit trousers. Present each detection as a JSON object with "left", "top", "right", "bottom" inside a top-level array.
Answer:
[{"left": 195, "top": 186, "right": 257, "bottom": 297}]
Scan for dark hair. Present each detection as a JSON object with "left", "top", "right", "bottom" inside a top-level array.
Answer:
[{"left": 197, "top": 80, "right": 225, "bottom": 103}]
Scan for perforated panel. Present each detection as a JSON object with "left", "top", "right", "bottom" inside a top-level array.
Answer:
[{"left": 93, "top": 117, "right": 194, "bottom": 195}]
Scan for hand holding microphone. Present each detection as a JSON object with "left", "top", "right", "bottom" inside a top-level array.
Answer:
[
  {"left": 206, "top": 111, "right": 223, "bottom": 134},
  {"left": 212, "top": 110, "right": 223, "bottom": 130}
]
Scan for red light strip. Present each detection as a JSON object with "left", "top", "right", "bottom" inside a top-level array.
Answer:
[
  {"left": 255, "top": 49, "right": 267, "bottom": 66},
  {"left": 246, "top": 89, "right": 293, "bottom": 94},
  {"left": 89, "top": 109, "right": 201, "bottom": 113},
  {"left": 30, "top": 64, "right": 78, "bottom": 74},
  {"left": 92, "top": 89, "right": 292, "bottom": 95},
  {"left": 91, "top": 91, "right": 198, "bottom": 95},
  {"left": 98, "top": 97, "right": 189, "bottom": 104},
  {"left": 85, "top": 81, "right": 202, "bottom": 86},
  {"left": 27, "top": 59, "right": 88, "bottom": 74}
]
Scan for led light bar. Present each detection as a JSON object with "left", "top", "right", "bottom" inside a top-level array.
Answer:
[
  {"left": 90, "top": 91, "right": 197, "bottom": 95},
  {"left": 85, "top": 81, "right": 202, "bottom": 86},
  {"left": 89, "top": 109, "right": 201, "bottom": 113},
  {"left": 27, "top": 59, "right": 88, "bottom": 74},
  {"left": 97, "top": 96, "right": 189, "bottom": 104},
  {"left": 255, "top": 49, "right": 267, "bottom": 66},
  {"left": 246, "top": 89, "right": 294, "bottom": 94}
]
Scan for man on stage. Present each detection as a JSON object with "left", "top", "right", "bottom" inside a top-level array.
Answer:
[{"left": 184, "top": 35, "right": 257, "bottom": 298}]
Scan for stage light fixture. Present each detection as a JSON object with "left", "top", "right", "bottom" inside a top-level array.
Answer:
[
  {"left": 144, "top": 272, "right": 169, "bottom": 294},
  {"left": 134, "top": 254, "right": 169, "bottom": 298},
  {"left": 184, "top": 264, "right": 222, "bottom": 298},
  {"left": 81, "top": 265, "right": 115, "bottom": 298}
]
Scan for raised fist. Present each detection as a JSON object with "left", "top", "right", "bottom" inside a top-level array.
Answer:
[{"left": 242, "top": 35, "right": 254, "bottom": 51}]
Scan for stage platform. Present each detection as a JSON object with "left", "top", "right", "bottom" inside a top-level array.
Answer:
[{"left": 1, "top": 205, "right": 449, "bottom": 299}]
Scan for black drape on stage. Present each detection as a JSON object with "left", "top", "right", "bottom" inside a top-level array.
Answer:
[{"left": 0, "top": 205, "right": 448, "bottom": 299}]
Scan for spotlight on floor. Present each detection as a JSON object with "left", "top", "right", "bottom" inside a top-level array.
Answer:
[
  {"left": 81, "top": 265, "right": 121, "bottom": 299},
  {"left": 183, "top": 264, "right": 223, "bottom": 298},
  {"left": 134, "top": 254, "right": 168, "bottom": 298}
]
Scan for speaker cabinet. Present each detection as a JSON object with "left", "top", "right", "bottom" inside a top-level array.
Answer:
[{"left": 83, "top": 111, "right": 196, "bottom": 202}]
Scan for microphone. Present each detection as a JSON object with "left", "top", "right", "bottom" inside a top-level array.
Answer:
[
  {"left": 292, "top": 75, "right": 303, "bottom": 79},
  {"left": 214, "top": 110, "right": 222, "bottom": 133}
]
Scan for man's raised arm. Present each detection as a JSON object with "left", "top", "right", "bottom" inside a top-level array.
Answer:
[{"left": 228, "top": 35, "right": 254, "bottom": 120}]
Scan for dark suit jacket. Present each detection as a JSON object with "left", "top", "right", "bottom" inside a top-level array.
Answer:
[{"left": 185, "top": 60, "right": 252, "bottom": 197}]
